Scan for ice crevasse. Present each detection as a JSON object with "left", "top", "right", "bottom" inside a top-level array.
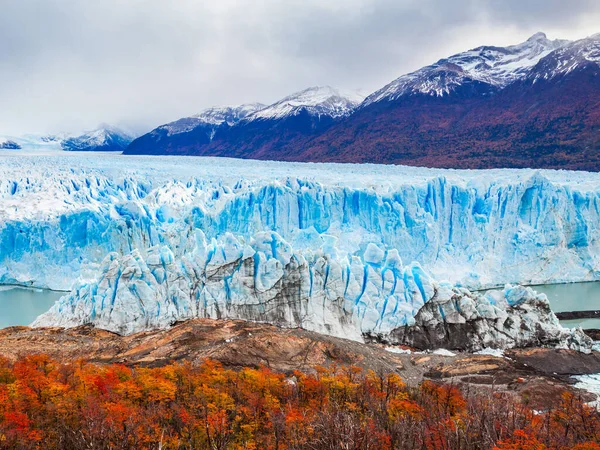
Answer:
[{"left": 0, "top": 154, "right": 599, "bottom": 344}]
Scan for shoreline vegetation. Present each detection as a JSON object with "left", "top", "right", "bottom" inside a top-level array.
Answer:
[{"left": 0, "top": 355, "right": 599, "bottom": 449}]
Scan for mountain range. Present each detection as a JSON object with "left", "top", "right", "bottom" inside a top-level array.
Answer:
[
  {"left": 126, "top": 86, "right": 363, "bottom": 158},
  {"left": 125, "top": 32, "right": 600, "bottom": 170},
  {"left": 0, "top": 126, "right": 134, "bottom": 152}
]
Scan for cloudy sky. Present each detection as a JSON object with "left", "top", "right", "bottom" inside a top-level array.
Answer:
[{"left": 2, "top": 0, "right": 600, "bottom": 136}]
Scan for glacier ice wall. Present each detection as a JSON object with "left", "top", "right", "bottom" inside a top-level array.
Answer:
[
  {"left": 32, "top": 231, "right": 593, "bottom": 352},
  {"left": 33, "top": 231, "right": 433, "bottom": 339},
  {"left": 1, "top": 154, "right": 599, "bottom": 292}
]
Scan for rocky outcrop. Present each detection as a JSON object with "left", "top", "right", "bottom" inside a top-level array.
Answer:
[
  {"left": 377, "top": 284, "right": 593, "bottom": 352},
  {"left": 0, "top": 319, "right": 405, "bottom": 374}
]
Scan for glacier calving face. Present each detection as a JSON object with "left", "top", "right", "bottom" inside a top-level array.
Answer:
[
  {"left": 32, "top": 232, "right": 432, "bottom": 340},
  {"left": 32, "top": 232, "right": 592, "bottom": 352}
]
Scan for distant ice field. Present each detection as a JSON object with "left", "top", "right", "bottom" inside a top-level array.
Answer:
[{"left": 2, "top": 151, "right": 600, "bottom": 220}]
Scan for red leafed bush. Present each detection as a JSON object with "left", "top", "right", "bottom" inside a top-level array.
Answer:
[{"left": 0, "top": 355, "right": 598, "bottom": 449}]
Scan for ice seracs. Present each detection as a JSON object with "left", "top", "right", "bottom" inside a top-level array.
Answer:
[
  {"left": 2, "top": 154, "right": 600, "bottom": 292},
  {"left": 0, "top": 153, "right": 598, "bottom": 349},
  {"left": 33, "top": 233, "right": 592, "bottom": 352}
]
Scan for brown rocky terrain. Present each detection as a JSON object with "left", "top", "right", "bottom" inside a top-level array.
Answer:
[
  {"left": 1, "top": 319, "right": 599, "bottom": 411},
  {"left": 0, "top": 319, "right": 404, "bottom": 374}
]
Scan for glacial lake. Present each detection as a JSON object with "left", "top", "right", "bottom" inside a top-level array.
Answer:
[
  {"left": 533, "top": 282, "right": 600, "bottom": 330},
  {"left": 0, "top": 287, "right": 64, "bottom": 329},
  {"left": 0, "top": 282, "right": 600, "bottom": 329}
]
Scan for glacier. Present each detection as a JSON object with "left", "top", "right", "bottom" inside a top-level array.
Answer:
[
  {"left": 2, "top": 153, "right": 599, "bottom": 291},
  {"left": 1, "top": 152, "right": 599, "bottom": 343},
  {"left": 32, "top": 233, "right": 593, "bottom": 352}
]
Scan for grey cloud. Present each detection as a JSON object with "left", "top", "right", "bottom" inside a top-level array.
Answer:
[{"left": 1, "top": 0, "right": 599, "bottom": 135}]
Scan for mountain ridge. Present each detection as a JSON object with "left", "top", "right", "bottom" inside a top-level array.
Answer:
[
  {"left": 61, "top": 125, "right": 135, "bottom": 152},
  {"left": 123, "top": 32, "right": 600, "bottom": 170},
  {"left": 126, "top": 86, "right": 363, "bottom": 156}
]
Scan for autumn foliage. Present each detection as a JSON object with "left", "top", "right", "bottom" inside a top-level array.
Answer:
[{"left": 0, "top": 355, "right": 598, "bottom": 449}]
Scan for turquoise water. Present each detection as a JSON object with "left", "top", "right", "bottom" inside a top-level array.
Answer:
[
  {"left": 0, "top": 287, "right": 64, "bottom": 328},
  {"left": 532, "top": 282, "right": 600, "bottom": 313},
  {"left": 532, "top": 282, "right": 600, "bottom": 329},
  {"left": 560, "top": 318, "right": 600, "bottom": 329}
]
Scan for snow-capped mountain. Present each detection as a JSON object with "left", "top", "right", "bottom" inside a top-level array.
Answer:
[
  {"left": 1, "top": 127, "right": 134, "bottom": 153},
  {"left": 127, "top": 104, "right": 265, "bottom": 155},
  {"left": 289, "top": 32, "right": 600, "bottom": 170},
  {"left": 61, "top": 125, "right": 135, "bottom": 152},
  {"left": 159, "top": 104, "right": 265, "bottom": 137},
  {"left": 126, "top": 31, "right": 600, "bottom": 170},
  {"left": 362, "top": 32, "right": 568, "bottom": 105},
  {"left": 248, "top": 86, "right": 362, "bottom": 121},
  {"left": 148, "top": 86, "right": 361, "bottom": 134},
  {"left": 527, "top": 33, "right": 600, "bottom": 82},
  {"left": 125, "top": 87, "right": 363, "bottom": 156},
  {"left": 0, "top": 134, "right": 66, "bottom": 152}
]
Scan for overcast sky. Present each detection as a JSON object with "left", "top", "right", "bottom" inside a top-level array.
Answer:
[{"left": 2, "top": 0, "right": 600, "bottom": 136}]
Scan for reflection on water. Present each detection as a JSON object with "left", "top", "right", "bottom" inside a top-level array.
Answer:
[{"left": 0, "top": 287, "right": 64, "bottom": 328}]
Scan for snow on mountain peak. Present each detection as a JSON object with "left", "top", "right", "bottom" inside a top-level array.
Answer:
[
  {"left": 528, "top": 33, "right": 600, "bottom": 82},
  {"left": 61, "top": 126, "right": 134, "bottom": 152},
  {"left": 0, "top": 138, "right": 21, "bottom": 150},
  {"left": 159, "top": 103, "right": 265, "bottom": 136},
  {"left": 248, "top": 86, "right": 364, "bottom": 121},
  {"left": 527, "top": 32, "right": 548, "bottom": 42},
  {"left": 0, "top": 134, "right": 67, "bottom": 152},
  {"left": 192, "top": 103, "right": 266, "bottom": 125},
  {"left": 363, "top": 33, "right": 569, "bottom": 106}
]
